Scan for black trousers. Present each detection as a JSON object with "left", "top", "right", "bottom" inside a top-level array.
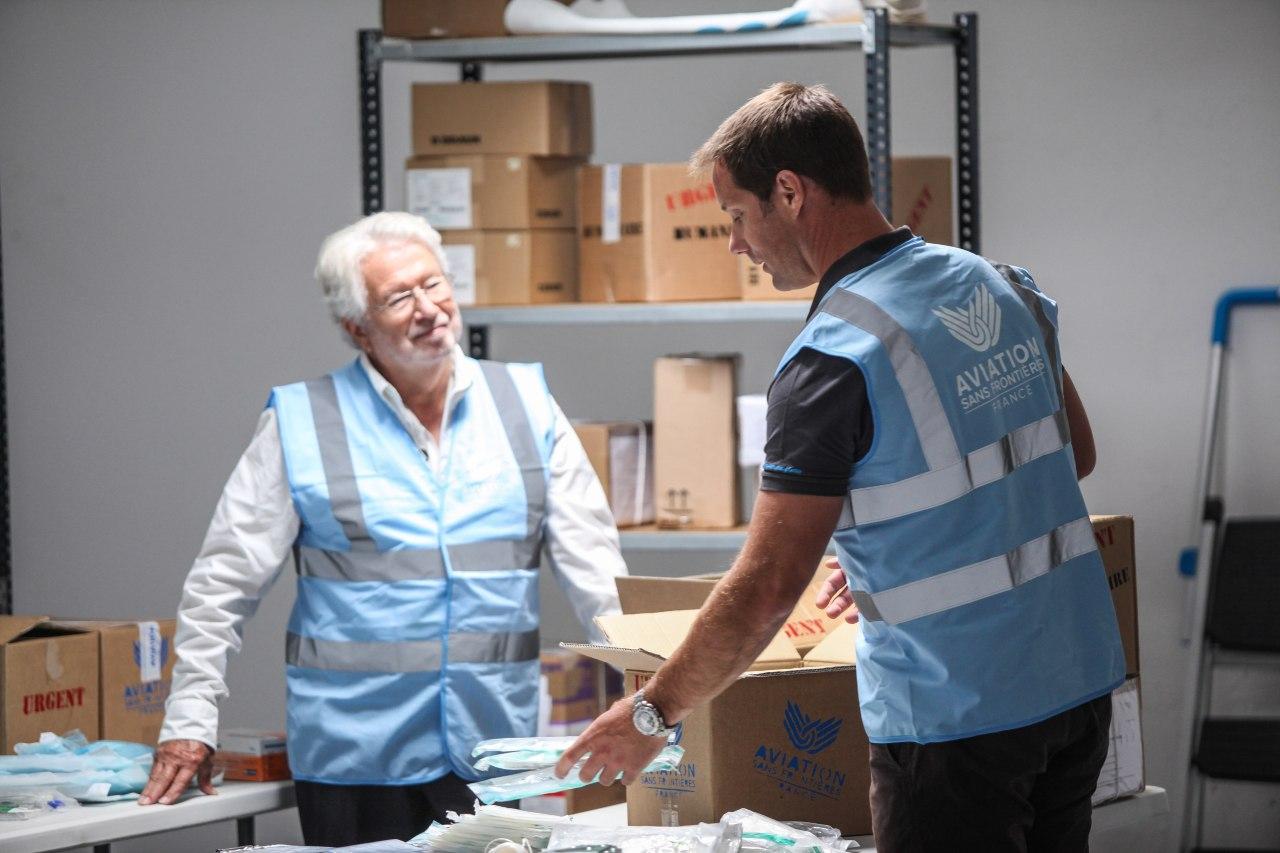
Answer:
[
  {"left": 294, "top": 774, "right": 476, "bottom": 847},
  {"left": 869, "top": 694, "right": 1113, "bottom": 853}
]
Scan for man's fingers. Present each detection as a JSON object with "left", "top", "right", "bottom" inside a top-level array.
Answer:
[
  {"left": 824, "top": 587, "right": 854, "bottom": 618},
  {"left": 197, "top": 758, "right": 217, "bottom": 796},
  {"left": 577, "top": 751, "right": 607, "bottom": 785},
  {"left": 554, "top": 738, "right": 589, "bottom": 779},
  {"left": 814, "top": 567, "right": 847, "bottom": 608},
  {"left": 824, "top": 556, "right": 841, "bottom": 570},
  {"left": 845, "top": 608, "right": 861, "bottom": 624},
  {"left": 159, "top": 764, "right": 197, "bottom": 805},
  {"left": 138, "top": 763, "right": 176, "bottom": 805}
]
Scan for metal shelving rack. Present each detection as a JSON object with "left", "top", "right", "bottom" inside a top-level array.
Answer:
[{"left": 355, "top": 11, "right": 980, "bottom": 551}]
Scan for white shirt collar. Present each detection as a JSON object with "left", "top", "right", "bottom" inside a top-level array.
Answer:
[{"left": 357, "top": 346, "right": 476, "bottom": 445}]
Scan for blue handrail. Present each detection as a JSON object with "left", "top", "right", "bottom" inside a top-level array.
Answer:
[{"left": 1211, "top": 287, "right": 1280, "bottom": 345}]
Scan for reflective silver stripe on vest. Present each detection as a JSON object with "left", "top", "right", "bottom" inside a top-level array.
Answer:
[
  {"left": 450, "top": 629, "right": 540, "bottom": 663},
  {"left": 994, "top": 264, "right": 1065, "bottom": 405},
  {"left": 447, "top": 538, "right": 540, "bottom": 573},
  {"left": 297, "top": 539, "right": 539, "bottom": 582},
  {"left": 296, "top": 545, "right": 444, "bottom": 581},
  {"left": 287, "top": 632, "right": 442, "bottom": 672},
  {"left": 285, "top": 629, "right": 539, "bottom": 671},
  {"left": 478, "top": 361, "right": 547, "bottom": 540},
  {"left": 822, "top": 289, "right": 961, "bottom": 471},
  {"left": 305, "top": 376, "right": 376, "bottom": 552},
  {"left": 850, "top": 516, "right": 1096, "bottom": 625},
  {"left": 849, "top": 409, "right": 1070, "bottom": 525}
]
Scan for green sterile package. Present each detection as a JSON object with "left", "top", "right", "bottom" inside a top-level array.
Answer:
[{"left": 468, "top": 745, "right": 685, "bottom": 804}]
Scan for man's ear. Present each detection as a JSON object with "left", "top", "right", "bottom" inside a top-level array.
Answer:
[
  {"left": 774, "top": 169, "right": 807, "bottom": 218},
  {"left": 343, "top": 318, "right": 370, "bottom": 352}
]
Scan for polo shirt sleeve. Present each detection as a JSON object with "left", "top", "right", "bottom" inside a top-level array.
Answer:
[{"left": 760, "top": 347, "right": 873, "bottom": 496}]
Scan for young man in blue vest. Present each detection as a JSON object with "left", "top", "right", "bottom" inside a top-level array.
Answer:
[
  {"left": 139, "top": 212, "right": 628, "bottom": 846},
  {"left": 557, "top": 83, "right": 1125, "bottom": 850}
]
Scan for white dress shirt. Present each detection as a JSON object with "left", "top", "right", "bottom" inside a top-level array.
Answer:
[{"left": 160, "top": 350, "right": 626, "bottom": 749}]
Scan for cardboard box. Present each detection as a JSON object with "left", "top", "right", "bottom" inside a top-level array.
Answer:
[
  {"left": 538, "top": 649, "right": 623, "bottom": 737},
  {"left": 572, "top": 421, "right": 654, "bottom": 528},
  {"left": 411, "top": 82, "right": 593, "bottom": 157},
  {"left": 890, "top": 156, "right": 953, "bottom": 246},
  {"left": 739, "top": 256, "right": 818, "bottom": 302},
  {"left": 566, "top": 608, "right": 870, "bottom": 835},
  {"left": 653, "top": 355, "right": 739, "bottom": 529},
  {"left": 615, "top": 562, "right": 845, "bottom": 654},
  {"left": 1092, "top": 676, "right": 1144, "bottom": 805},
  {"left": 216, "top": 729, "right": 290, "bottom": 782},
  {"left": 406, "top": 155, "right": 581, "bottom": 231},
  {"left": 1092, "top": 515, "right": 1139, "bottom": 677},
  {"left": 69, "top": 620, "right": 177, "bottom": 746},
  {"left": 440, "top": 229, "right": 577, "bottom": 306},
  {"left": 579, "top": 164, "right": 741, "bottom": 303},
  {"left": 0, "top": 616, "right": 100, "bottom": 752},
  {"left": 382, "top": 0, "right": 511, "bottom": 39}
]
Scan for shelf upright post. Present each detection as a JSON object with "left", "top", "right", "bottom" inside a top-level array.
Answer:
[
  {"left": 459, "top": 59, "right": 487, "bottom": 356},
  {"left": 863, "top": 7, "right": 892, "bottom": 219},
  {"left": 954, "top": 12, "right": 980, "bottom": 254},
  {"left": 0, "top": 190, "right": 9, "bottom": 614},
  {"left": 359, "top": 29, "right": 385, "bottom": 215}
]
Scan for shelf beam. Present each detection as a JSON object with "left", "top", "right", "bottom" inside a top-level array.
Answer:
[
  {"left": 462, "top": 300, "right": 809, "bottom": 326},
  {"left": 372, "top": 24, "right": 961, "bottom": 66}
]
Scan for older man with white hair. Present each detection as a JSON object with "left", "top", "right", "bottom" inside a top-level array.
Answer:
[{"left": 139, "top": 212, "right": 627, "bottom": 846}]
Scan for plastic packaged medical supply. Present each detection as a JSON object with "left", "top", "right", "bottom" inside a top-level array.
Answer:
[
  {"left": 472, "top": 737, "right": 579, "bottom": 757},
  {"left": 719, "top": 809, "right": 845, "bottom": 853},
  {"left": 546, "top": 822, "right": 727, "bottom": 853},
  {"left": 468, "top": 745, "right": 684, "bottom": 805},
  {"left": 0, "top": 731, "right": 154, "bottom": 802},
  {"left": 0, "top": 787, "right": 80, "bottom": 821},
  {"left": 408, "top": 802, "right": 567, "bottom": 851}
]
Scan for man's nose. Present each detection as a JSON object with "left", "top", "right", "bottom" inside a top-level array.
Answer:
[{"left": 728, "top": 231, "right": 751, "bottom": 256}]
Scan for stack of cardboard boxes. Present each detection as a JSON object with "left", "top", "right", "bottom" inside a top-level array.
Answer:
[
  {"left": 0, "top": 617, "right": 177, "bottom": 752},
  {"left": 407, "top": 81, "right": 592, "bottom": 305}
]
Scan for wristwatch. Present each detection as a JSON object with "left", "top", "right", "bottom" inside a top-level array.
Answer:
[{"left": 631, "top": 689, "right": 676, "bottom": 739}]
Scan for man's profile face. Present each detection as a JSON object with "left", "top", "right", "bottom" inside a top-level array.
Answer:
[
  {"left": 711, "top": 161, "right": 809, "bottom": 292},
  {"left": 354, "top": 239, "right": 462, "bottom": 371}
]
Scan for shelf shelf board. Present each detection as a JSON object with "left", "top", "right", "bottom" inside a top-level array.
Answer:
[
  {"left": 619, "top": 525, "right": 750, "bottom": 551},
  {"left": 374, "top": 23, "right": 959, "bottom": 66},
  {"left": 464, "top": 299, "right": 810, "bottom": 326}
]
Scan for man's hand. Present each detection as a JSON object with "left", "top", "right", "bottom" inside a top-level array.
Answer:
[
  {"left": 138, "top": 739, "right": 216, "bottom": 805},
  {"left": 554, "top": 696, "right": 666, "bottom": 787},
  {"left": 815, "top": 557, "right": 859, "bottom": 623}
]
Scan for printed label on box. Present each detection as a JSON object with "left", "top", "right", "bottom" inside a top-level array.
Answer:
[
  {"left": 407, "top": 167, "right": 473, "bottom": 230},
  {"left": 442, "top": 244, "right": 477, "bottom": 306},
  {"left": 602, "top": 164, "right": 622, "bottom": 244},
  {"left": 136, "top": 621, "right": 163, "bottom": 683}
]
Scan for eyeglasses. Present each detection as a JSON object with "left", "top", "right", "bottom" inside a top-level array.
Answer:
[{"left": 370, "top": 276, "right": 452, "bottom": 315}]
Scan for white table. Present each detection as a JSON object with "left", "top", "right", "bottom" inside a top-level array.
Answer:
[
  {"left": 0, "top": 781, "right": 296, "bottom": 853},
  {"left": 572, "top": 786, "right": 1171, "bottom": 852}
]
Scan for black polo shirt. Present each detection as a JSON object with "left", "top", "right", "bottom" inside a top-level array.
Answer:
[{"left": 760, "top": 227, "right": 914, "bottom": 496}]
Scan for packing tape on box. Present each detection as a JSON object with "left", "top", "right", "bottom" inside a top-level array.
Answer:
[
  {"left": 136, "top": 621, "right": 163, "bottom": 683},
  {"left": 45, "top": 641, "right": 63, "bottom": 680}
]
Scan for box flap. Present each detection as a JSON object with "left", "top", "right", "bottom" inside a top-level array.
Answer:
[
  {"left": 593, "top": 609, "right": 800, "bottom": 669},
  {"left": 616, "top": 576, "right": 716, "bottom": 615},
  {"left": 803, "top": 621, "right": 861, "bottom": 665},
  {"left": 0, "top": 615, "right": 51, "bottom": 646},
  {"left": 561, "top": 642, "right": 667, "bottom": 673}
]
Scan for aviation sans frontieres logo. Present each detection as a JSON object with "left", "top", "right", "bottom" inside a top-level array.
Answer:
[
  {"left": 783, "top": 700, "right": 842, "bottom": 755},
  {"left": 933, "top": 282, "right": 1002, "bottom": 352}
]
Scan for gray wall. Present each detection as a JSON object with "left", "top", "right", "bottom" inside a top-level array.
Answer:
[{"left": 2, "top": 1, "right": 1278, "bottom": 850}]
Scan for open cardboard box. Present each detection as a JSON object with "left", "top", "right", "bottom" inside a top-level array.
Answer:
[{"left": 565, "top": 607, "right": 870, "bottom": 834}]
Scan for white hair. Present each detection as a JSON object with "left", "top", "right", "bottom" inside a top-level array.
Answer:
[{"left": 314, "top": 211, "right": 449, "bottom": 347}]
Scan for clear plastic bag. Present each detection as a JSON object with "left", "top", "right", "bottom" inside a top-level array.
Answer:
[
  {"left": 719, "top": 809, "right": 841, "bottom": 853},
  {"left": 0, "top": 787, "right": 81, "bottom": 821},
  {"left": 547, "top": 822, "right": 725, "bottom": 853},
  {"left": 468, "top": 745, "right": 684, "bottom": 804},
  {"left": 472, "top": 736, "right": 580, "bottom": 757}
]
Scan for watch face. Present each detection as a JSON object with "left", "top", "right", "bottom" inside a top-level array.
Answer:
[{"left": 634, "top": 704, "right": 661, "bottom": 736}]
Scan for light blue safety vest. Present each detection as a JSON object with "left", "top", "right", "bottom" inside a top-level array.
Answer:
[
  {"left": 777, "top": 237, "right": 1126, "bottom": 744},
  {"left": 268, "top": 356, "right": 554, "bottom": 785}
]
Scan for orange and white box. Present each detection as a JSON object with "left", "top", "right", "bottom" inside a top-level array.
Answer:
[{"left": 216, "top": 729, "right": 290, "bottom": 782}]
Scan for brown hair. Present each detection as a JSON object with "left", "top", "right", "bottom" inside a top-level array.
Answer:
[{"left": 690, "top": 82, "right": 871, "bottom": 204}]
